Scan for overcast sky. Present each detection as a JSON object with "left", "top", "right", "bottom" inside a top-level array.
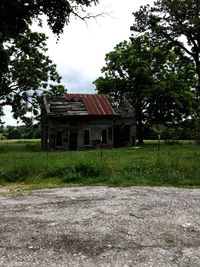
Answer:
[{"left": 3, "top": 0, "right": 154, "bottom": 125}]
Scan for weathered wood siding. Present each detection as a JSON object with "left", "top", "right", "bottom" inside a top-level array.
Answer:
[
  {"left": 42, "top": 116, "right": 118, "bottom": 151},
  {"left": 41, "top": 94, "right": 136, "bottom": 151}
]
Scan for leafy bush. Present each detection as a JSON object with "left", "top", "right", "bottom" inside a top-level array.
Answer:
[
  {"left": 0, "top": 167, "right": 29, "bottom": 183},
  {"left": 42, "top": 159, "right": 108, "bottom": 183},
  {"left": 152, "top": 124, "right": 183, "bottom": 144},
  {"left": 43, "top": 166, "right": 73, "bottom": 179},
  {"left": 74, "top": 160, "right": 105, "bottom": 178}
]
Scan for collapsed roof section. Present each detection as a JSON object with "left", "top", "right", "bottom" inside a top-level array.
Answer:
[{"left": 44, "top": 94, "right": 118, "bottom": 116}]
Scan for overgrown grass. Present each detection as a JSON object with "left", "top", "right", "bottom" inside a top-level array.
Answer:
[{"left": 0, "top": 140, "right": 200, "bottom": 189}]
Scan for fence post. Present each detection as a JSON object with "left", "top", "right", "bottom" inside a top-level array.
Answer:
[
  {"left": 100, "top": 136, "right": 103, "bottom": 160},
  {"left": 158, "top": 134, "right": 160, "bottom": 163}
]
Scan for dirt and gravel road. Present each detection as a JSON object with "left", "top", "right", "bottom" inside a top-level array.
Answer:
[{"left": 0, "top": 186, "right": 200, "bottom": 267}]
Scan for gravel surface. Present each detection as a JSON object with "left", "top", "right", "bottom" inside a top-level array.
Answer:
[{"left": 0, "top": 186, "right": 200, "bottom": 267}]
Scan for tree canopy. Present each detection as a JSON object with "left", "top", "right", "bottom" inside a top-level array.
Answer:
[
  {"left": 0, "top": 124, "right": 41, "bottom": 140},
  {"left": 0, "top": 30, "right": 64, "bottom": 125},
  {"left": 0, "top": 0, "right": 99, "bottom": 124},
  {"left": 0, "top": 0, "right": 99, "bottom": 40},
  {"left": 130, "top": 0, "right": 200, "bottom": 93},
  {"left": 94, "top": 34, "right": 197, "bottom": 144}
]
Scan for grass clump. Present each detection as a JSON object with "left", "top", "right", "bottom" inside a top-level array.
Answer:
[
  {"left": 43, "top": 158, "right": 109, "bottom": 184},
  {"left": 0, "top": 147, "right": 7, "bottom": 154},
  {"left": 0, "top": 140, "right": 200, "bottom": 189},
  {"left": 164, "top": 235, "right": 176, "bottom": 245},
  {"left": 74, "top": 159, "right": 106, "bottom": 178},
  {"left": 118, "top": 162, "right": 158, "bottom": 186},
  {"left": 0, "top": 167, "right": 29, "bottom": 183},
  {"left": 25, "top": 143, "right": 41, "bottom": 152}
]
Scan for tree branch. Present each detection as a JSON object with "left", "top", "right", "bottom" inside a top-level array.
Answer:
[
  {"left": 160, "top": 29, "right": 194, "bottom": 57},
  {"left": 71, "top": 10, "right": 108, "bottom": 23}
]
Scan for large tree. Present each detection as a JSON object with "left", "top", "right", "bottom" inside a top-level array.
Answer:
[
  {"left": 130, "top": 0, "right": 200, "bottom": 93},
  {"left": 1, "top": 0, "right": 99, "bottom": 79},
  {"left": 0, "top": 30, "right": 64, "bottom": 124},
  {"left": 0, "top": 0, "right": 99, "bottom": 123},
  {"left": 0, "top": 0, "right": 99, "bottom": 39},
  {"left": 94, "top": 35, "right": 197, "bottom": 144}
]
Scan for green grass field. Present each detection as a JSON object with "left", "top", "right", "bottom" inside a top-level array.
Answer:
[{"left": 0, "top": 140, "right": 200, "bottom": 190}]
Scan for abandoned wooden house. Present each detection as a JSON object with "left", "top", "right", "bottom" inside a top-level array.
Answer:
[{"left": 41, "top": 93, "right": 136, "bottom": 151}]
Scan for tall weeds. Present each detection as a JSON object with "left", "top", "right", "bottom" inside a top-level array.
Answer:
[{"left": 0, "top": 141, "right": 200, "bottom": 188}]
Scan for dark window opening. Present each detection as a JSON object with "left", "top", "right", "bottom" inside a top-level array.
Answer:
[
  {"left": 102, "top": 129, "right": 107, "bottom": 144},
  {"left": 84, "top": 130, "right": 90, "bottom": 145},
  {"left": 56, "top": 131, "right": 63, "bottom": 146}
]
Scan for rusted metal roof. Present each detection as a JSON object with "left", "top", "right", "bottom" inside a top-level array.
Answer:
[{"left": 64, "top": 94, "right": 117, "bottom": 115}]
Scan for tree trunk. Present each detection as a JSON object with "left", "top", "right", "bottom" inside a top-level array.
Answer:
[
  {"left": 194, "top": 57, "right": 200, "bottom": 96},
  {"left": 194, "top": 58, "right": 200, "bottom": 143},
  {"left": 137, "top": 123, "right": 144, "bottom": 145}
]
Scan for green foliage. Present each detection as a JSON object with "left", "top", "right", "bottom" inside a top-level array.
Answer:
[
  {"left": 150, "top": 118, "right": 200, "bottom": 142},
  {"left": 0, "top": 0, "right": 99, "bottom": 39},
  {"left": 0, "top": 30, "right": 64, "bottom": 124},
  {"left": 25, "top": 143, "right": 41, "bottom": 152},
  {"left": 1, "top": 124, "right": 41, "bottom": 140},
  {"left": 0, "top": 168, "right": 29, "bottom": 183},
  {"left": 94, "top": 36, "right": 197, "bottom": 144},
  {"left": 120, "top": 162, "right": 157, "bottom": 183},
  {"left": 164, "top": 235, "right": 176, "bottom": 245},
  {"left": 131, "top": 0, "right": 200, "bottom": 92},
  {"left": 43, "top": 166, "right": 75, "bottom": 180},
  {"left": 0, "top": 147, "right": 6, "bottom": 153},
  {"left": 152, "top": 125, "right": 182, "bottom": 144},
  {"left": 0, "top": 141, "right": 200, "bottom": 188},
  {"left": 1, "top": 0, "right": 99, "bottom": 124},
  {"left": 43, "top": 159, "right": 107, "bottom": 183},
  {"left": 73, "top": 159, "right": 107, "bottom": 178}
]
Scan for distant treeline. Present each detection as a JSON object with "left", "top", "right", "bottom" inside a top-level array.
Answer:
[
  {"left": 0, "top": 125, "right": 41, "bottom": 140},
  {"left": 144, "top": 118, "right": 200, "bottom": 143},
  {"left": 0, "top": 118, "right": 199, "bottom": 142}
]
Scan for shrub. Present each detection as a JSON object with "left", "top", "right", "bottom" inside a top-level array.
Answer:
[
  {"left": 0, "top": 167, "right": 29, "bottom": 183},
  {"left": 43, "top": 166, "right": 73, "bottom": 179},
  {"left": 74, "top": 160, "right": 105, "bottom": 178},
  {"left": 42, "top": 159, "right": 108, "bottom": 183}
]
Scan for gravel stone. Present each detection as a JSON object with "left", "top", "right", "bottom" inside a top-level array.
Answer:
[{"left": 0, "top": 187, "right": 200, "bottom": 266}]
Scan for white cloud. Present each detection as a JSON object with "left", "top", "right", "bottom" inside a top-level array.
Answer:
[
  {"left": 2, "top": 106, "right": 20, "bottom": 126},
  {"left": 44, "top": 0, "right": 154, "bottom": 92},
  {"left": 3, "top": 0, "right": 154, "bottom": 125}
]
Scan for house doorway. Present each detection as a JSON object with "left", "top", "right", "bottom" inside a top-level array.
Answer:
[
  {"left": 69, "top": 130, "right": 77, "bottom": 150},
  {"left": 113, "top": 125, "right": 130, "bottom": 147},
  {"left": 56, "top": 131, "right": 63, "bottom": 147}
]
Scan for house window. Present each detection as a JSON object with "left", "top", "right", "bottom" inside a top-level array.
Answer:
[
  {"left": 84, "top": 129, "right": 90, "bottom": 145},
  {"left": 102, "top": 129, "right": 107, "bottom": 144},
  {"left": 56, "top": 131, "right": 63, "bottom": 146}
]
